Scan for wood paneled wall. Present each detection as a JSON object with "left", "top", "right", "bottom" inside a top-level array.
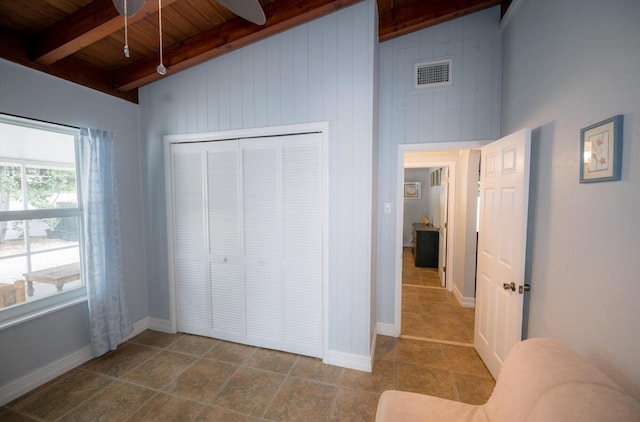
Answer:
[
  {"left": 140, "top": 0, "right": 378, "bottom": 360},
  {"left": 376, "top": 7, "right": 502, "bottom": 325}
]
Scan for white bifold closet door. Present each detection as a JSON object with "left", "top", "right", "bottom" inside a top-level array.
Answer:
[{"left": 170, "top": 133, "right": 323, "bottom": 358}]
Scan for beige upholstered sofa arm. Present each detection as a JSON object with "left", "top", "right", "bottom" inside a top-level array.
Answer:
[
  {"left": 376, "top": 338, "right": 640, "bottom": 422},
  {"left": 376, "top": 390, "right": 489, "bottom": 422}
]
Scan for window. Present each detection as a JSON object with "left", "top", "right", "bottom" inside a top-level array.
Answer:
[{"left": 0, "top": 114, "right": 85, "bottom": 327}]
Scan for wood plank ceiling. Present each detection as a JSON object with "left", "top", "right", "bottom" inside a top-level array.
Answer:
[{"left": 0, "top": 0, "right": 508, "bottom": 103}]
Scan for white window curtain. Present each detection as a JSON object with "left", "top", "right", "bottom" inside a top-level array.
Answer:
[{"left": 79, "top": 128, "right": 132, "bottom": 356}]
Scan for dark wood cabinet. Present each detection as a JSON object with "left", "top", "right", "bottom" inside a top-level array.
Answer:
[{"left": 412, "top": 223, "right": 439, "bottom": 268}]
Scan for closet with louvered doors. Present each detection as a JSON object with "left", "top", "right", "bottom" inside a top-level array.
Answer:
[{"left": 167, "top": 131, "right": 324, "bottom": 358}]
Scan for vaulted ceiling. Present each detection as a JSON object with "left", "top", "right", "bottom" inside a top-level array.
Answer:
[{"left": 0, "top": 0, "right": 508, "bottom": 103}]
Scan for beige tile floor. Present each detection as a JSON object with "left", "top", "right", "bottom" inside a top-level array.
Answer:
[
  {"left": 402, "top": 247, "right": 443, "bottom": 289},
  {"left": 2, "top": 328, "right": 495, "bottom": 421},
  {"left": 1, "top": 248, "right": 493, "bottom": 421},
  {"left": 402, "top": 247, "right": 476, "bottom": 345}
]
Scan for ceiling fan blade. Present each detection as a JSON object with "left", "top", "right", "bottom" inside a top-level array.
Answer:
[
  {"left": 217, "top": 0, "right": 266, "bottom": 25},
  {"left": 112, "top": 0, "right": 147, "bottom": 17}
]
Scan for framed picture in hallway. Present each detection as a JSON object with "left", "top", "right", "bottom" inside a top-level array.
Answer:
[
  {"left": 580, "top": 115, "right": 623, "bottom": 183},
  {"left": 404, "top": 182, "right": 421, "bottom": 199}
]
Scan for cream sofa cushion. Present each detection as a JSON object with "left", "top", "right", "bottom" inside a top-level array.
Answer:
[{"left": 376, "top": 390, "right": 489, "bottom": 422}]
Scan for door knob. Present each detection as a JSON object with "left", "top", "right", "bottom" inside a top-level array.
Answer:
[{"left": 503, "top": 282, "right": 516, "bottom": 292}]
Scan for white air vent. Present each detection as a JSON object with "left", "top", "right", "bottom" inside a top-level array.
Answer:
[{"left": 415, "top": 60, "right": 452, "bottom": 89}]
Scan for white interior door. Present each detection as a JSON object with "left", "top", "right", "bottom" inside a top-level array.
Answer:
[
  {"left": 242, "top": 140, "right": 283, "bottom": 346},
  {"left": 240, "top": 133, "right": 323, "bottom": 356},
  {"left": 280, "top": 136, "right": 323, "bottom": 355},
  {"left": 474, "top": 128, "right": 531, "bottom": 378},
  {"left": 207, "top": 142, "right": 244, "bottom": 339},
  {"left": 438, "top": 167, "right": 449, "bottom": 288}
]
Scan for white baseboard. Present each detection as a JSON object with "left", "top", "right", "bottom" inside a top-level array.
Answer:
[
  {"left": 452, "top": 284, "right": 475, "bottom": 308},
  {"left": 0, "top": 316, "right": 170, "bottom": 407},
  {"left": 148, "top": 317, "right": 173, "bottom": 333},
  {"left": 376, "top": 322, "right": 395, "bottom": 337},
  {"left": 123, "top": 317, "right": 152, "bottom": 341},
  {"left": 0, "top": 345, "right": 92, "bottom": 406},
  {"left": 323, "top": 348, "right": 372, "bottom": 373}
]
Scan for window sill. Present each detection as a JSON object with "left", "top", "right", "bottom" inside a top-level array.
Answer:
[{"left": 0, "top": 289, "right": 87, "bottom": 331}]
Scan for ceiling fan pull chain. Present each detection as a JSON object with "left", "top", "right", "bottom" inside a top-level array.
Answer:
[
  {"left": 157, "top": 0, "right": 167, "bottom": 75},
  {"left": 123, "top": 0, "right": 130, "bottom": 57}
]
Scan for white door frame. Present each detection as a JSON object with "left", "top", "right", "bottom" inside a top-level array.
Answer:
[
  {"left": 394, "top": 141, "right": 489, "bottom": 337},
  {"left": 438, "top": 166, "right": 450, "bottom": 288}
]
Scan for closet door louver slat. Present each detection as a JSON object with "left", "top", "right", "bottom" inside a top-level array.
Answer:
[
  {"left": 210, "top": 262, "right": 244, "bottom": 335},
  {"left": 242, "top": 147, "right": 279, "bottom": 259},
  {"left": 242, "top": 144, "right": 283, "bottom": 343},
  {"left": 282, "top": 138, "right": 322, "bottom": 355},
  {"left": 172, "top": 149, "right": 210, "bottom": 335},
  {"left": 208, "top": 149, "right": 241, "bottom": 257},
  {"left": 207, "top": 145, "right": 244, "bottom": 337}
]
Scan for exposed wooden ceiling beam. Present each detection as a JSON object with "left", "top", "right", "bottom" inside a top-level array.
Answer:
[
  {"left": 31, "top": 0, "right": 180, "bottom": 66},
  {"left": 113, "top": 0, "right": 363, "bottom": 91},
  {"left": 378, "top": 0, "right": 502, "bottom": 42},
  {"left": 1, "top": 0, "right": 508, "bottom": 103},
  {"left": 0, "top": 25, "right": 138, "bottom": 103}
]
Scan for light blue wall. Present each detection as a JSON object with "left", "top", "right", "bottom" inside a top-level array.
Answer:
[
  {"left": 0, "top": 59, "right": 147, "bottom": 384},
  {"left": 501, "top": 0, "right": 640, "bottom": 399},
  {"left": 140, "top": 0, "right": 378, "bottom": 357},
  {"left": 376, "top": 7, "right": 502, "bottom": 325}
]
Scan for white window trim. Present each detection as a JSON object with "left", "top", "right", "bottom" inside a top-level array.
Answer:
[
  {"left": 0, "top": 288, "right": 88, "bottom": 330},
  {"left": 0, "top": 114, "right": 85, "bottom": 330}
]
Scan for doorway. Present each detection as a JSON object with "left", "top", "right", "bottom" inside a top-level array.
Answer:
[
  {"left": 402, "top": 164, "right": 474, "bottom": 344},
  {"left": 403, "top": 166, "right": 448, "bottom": 289},
  {"left": 394, "top": 141, "right": 487, "bottom": 340}
]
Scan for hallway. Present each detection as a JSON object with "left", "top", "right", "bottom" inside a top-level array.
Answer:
[{"left": 401, "top": 248, "right": 475, "bottom": 345}]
